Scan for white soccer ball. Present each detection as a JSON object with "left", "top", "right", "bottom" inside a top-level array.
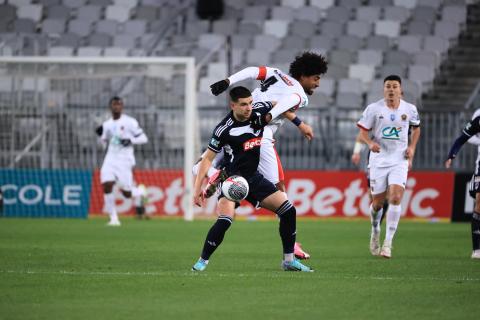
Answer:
[{"left": 221, "top": 175, "right": 249, "bottom": 202}]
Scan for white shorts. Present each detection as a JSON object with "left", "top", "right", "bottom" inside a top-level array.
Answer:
[
  {"left": 369, "top": 162, "right": 408, "bottom": 195},
  {"left": 100, "top": 160, "right": 134, "bottom": 191},
  {"left": 258, "top": 137, "right": 284, "bottom": 185}
]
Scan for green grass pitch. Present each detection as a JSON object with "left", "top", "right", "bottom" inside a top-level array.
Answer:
[{"left": 0, "top": 217, "right": 479, "bottom": 320}]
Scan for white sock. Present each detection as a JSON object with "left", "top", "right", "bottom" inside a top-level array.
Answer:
[
  {"left": 384, "top": 204, "right": 401, "bottom": 245},
  {"left": 284, "top": 253, "right": 294, "bottom": 262},
  {"left": 370, "top": 204, "right": 383, "bottom": 234},
  {"left": 104, "top": 193, "right": 119, "bottom": 222}
]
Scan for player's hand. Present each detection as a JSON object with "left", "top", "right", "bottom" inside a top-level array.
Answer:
[
  {"left": 120, "top": 138, "right": 131, "bottom": 147},
  {"left": 351, "top": 153, "right": 361, "bottom": 166},
  {"left": 210, "top": 79, "right": 229, "bottom": 96},
  {"left": 193, "top": 190, "right": 205, "bottom": 207},
  {"left": 250, "top": 111, "right": 271, "bottom": 130},
  {"left": 405, "top": 147, "right": 415, "bottom": 160},
  {"left": 95, "top": 125, "right": 103, "bottom": 136},
  {"left": 368, "top": 142, "right": 380, "bottom": 153},
  {"left": 445, "top": 158, "right": 452, "bottom": 169},
  {"left": 298, "top": 122, "right": 313, "bottom": 141}
]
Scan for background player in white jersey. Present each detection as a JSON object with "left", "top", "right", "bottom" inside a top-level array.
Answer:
[
  {"left": 357, "top": 75, "right": 421, "bottom": 258},
  {"left": 445, "top": 108, "right": 480, "bottom": 259},
  {"left": 210, "top": 52, "right": 328, "bottom": 192},
  {"left": 96, "top": 96, "right": 148, "bottom": 226}
]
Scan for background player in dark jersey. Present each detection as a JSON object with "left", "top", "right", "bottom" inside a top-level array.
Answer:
[
  {"left": 445, "top": 115, "right": 480, "bottom": 259},
  {"left": 191, "top": 86, "right": 313, "bottom": 272}
]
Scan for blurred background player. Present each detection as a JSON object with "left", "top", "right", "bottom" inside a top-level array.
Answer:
[
  {"left": 96, "top": 96, "right": 148, "bottom": 226},
  {"left": 209, "top": 52, "right": 328, "bottom": 258},
  {"left": 445, "top": 108, "right": 480, "bottom": 259},
  {"left": 192, "top": 86, "right": 312, "bottom": 272},
  {"left": 357, "top": 75, "right": 421, "bottom": 258}
]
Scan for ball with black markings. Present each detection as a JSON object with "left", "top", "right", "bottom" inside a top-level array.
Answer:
[{"left": 221, "top": 175, "right": 249, "bottom": 202}]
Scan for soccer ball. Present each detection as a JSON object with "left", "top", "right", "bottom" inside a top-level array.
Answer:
[{"left": 221, "top": 175, "right": 249, "bottom": 202}]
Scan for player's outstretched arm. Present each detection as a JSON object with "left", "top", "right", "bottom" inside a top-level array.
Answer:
[
  {"left": 284, "top": 111, "right": 313, "bottom": 141},
  {"left": 210, "top": 67, "right": 269, "bottom": 96},
  {"left": 445, "top": 133, "right": 470, "bottom": 168}
]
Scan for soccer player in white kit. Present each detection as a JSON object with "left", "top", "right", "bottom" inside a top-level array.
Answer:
[
  {"left": 97, "top": 96, "right": 148, "bottom": 226},
  {"left": 357, "top": 75, "right": 421, "bottom": 258},
  {"left": 209, "top": 52, "right": 328, "bottom": 259}
]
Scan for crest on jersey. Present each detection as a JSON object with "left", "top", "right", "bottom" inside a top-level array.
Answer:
[
  {"left": 390, "top": 114, "right": 395, "bottom": 121},
  {"left": 401, "top": 114, "right": 407, "bottom": 121}
]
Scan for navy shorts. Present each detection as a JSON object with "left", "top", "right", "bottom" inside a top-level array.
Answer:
[{"left": 219, "top": 171, "right": 278, "bottom": 207}]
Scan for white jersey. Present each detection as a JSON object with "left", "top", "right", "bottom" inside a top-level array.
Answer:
[
  {"left": 252, "top": 67, "right": 308, "bottom": 139},
  {"left": 357, "top": 99, "right": 420, "bottom": 168},
  {"left": 101, "top": 114, "right": 144, "bottom": 166},
  {"left": 228, "top": 66, "right": 308, "bottom": 140}
]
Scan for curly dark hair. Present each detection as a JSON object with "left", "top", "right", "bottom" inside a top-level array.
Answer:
[{"left": 289, "top": 51, "right": 328, "bottom": 80}]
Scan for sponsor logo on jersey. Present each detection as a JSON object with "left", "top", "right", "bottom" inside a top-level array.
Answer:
[
  {"left": 381, "top": 126, "right": 402, "bottom": 140},
  {"left": 210, "top": 138, "right": 220, "bottom": 148},
  {"left": 243, "top": 137, "right": 262, "bottom": 151},
  {"left": 274, "top": 70, "right": 293, "bottom": 86}
]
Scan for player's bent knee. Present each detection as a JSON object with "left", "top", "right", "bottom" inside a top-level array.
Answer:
[
  {"left": 260, "top": 190, "right": 288, "bottom": 212},
  {"left": 217, "top": 197, "right": 236, "bottom": 217}
]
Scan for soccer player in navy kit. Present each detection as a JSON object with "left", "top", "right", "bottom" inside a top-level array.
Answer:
[
  {"left": 191, "top": 86, "right": 313, "bottom": 272},
  {"left": 445, "top": 111, "right": 480, "bottom": 259}
]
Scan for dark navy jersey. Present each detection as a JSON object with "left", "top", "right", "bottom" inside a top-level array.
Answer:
[
  {"left": 463, "top": 116, "right": 480, "bottom": 137},
  {"left": 208, "top": 103, "right": 271, "bottom": 177}
]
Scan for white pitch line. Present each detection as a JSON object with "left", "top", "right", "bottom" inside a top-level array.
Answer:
[{"left": 1, "top": 269, "right": 479, "bottom": 282}]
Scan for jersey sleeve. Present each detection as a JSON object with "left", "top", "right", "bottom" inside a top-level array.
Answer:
[
  {"left": 252, "top": 101, "right": 273, "bottom": 113},
  {"left": 409, "top": 105, "right": 420, "bottom": 127},
  {"left": 357, "top": 105, "right": 374, "bottom": 130},
  {"left": 207, "top": 124, "right": 226, "bottom": 153},
  {"left": 463, "top": 116, "right": 480, "bottom": 137}
]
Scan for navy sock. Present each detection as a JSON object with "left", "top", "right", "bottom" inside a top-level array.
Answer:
[
  {"left": 200, "top": 215, "right": 233, "bottom": 260},
  {"left": 472, "top": 211, "right": 480, "bottom": 251},
  {"left": 276, "top": 200, "right": 296, "bottom": 254}
]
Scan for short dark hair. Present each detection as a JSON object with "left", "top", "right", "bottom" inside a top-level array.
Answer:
[
  {"left": 109, "top": 96, "right": 123, "bottom": 105},
  {"left": 229, "top": 86, "right": 251, "bottom": 102},
  {"left": 383, "top": 75, "right": 402, "bottom": 84},
  {"left": 289, "top": 51, "right": 328, "bottom": 80}
]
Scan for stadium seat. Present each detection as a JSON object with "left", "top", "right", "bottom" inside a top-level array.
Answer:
[
  {"left": 418, "top": 0, "right": 442, "bottom": 8},
  {"left": 379, "top": 64, "right": 407, "bottom": 77},
  {"left": 271, "top": 49, "right": 297, "bottom": 64},
  {"left": 412, "top": 50, "right": 440, "bottom": 68},
  {"left": 264, "top": 20, "right": 289, "bottom": 38},
  {"left": 113, "top": 35, "right": 137, "bottom": 49},
  {"left": 308, "top": 92, "right": 330, "bottom": 108},
  {"left": 309, "top": 35, "right": 335, "bottom": 51},
  {"left": 105, "top": 5, "right": 131, "bottom": 23},
  {"left": 207, "top": 62, "right": 227, "bottom": 79},
  {"left": 253, "top": 35, "right": 281, "bottom": 52},
  {"left": 434, "top": 21, "right": 461, "bottom": 39},
  {"left": 41, "top": 19, "right": 66, "bottom": 34},
  {"left": 442, "top": 5, "right": 467, "bottom": 24},
  {"left": 77, "top": 6, "right": 102, "bottom": 23},
  {"left": 9, "top": 0, "right": 32, "bottom": 6},
  {"left": 243, "top": 6, "right": 269, "bottom": 22},
  {"left": 317, "top": 78, "right": 336, "bottom": 97},
  {"left": 198, "top": 34, "right": 225, "bottom": 50},
  {"left": 271, "top": 6, "right": 295, "bottom": 21},
  {"left": 383, "top": 6, "right": 411, "bottom": 23},
  {"left": 374, "top": 20, "right": 400, "bottom": 38},
  {"left": 135, "top": 5, "right": 158, "bottom": 20},
  {"left": 230, "top": 35, "right": 252, "bottom": 49},
  {"left": 246, "top": 49, "right": 270, "bottom": 66},
  {"left": 123, "top": 20, "right": 147, "bottom": 37},
  {"left": 397, "top": 35, "right": 423, "bottom": 54},
  {"left": 48, "top": 46, "right": 74, "bottom": 56},
  {"left": 366, "top": 35, "right": 390, "bottom": 51},
  {"left": 14, "top": 18, "right": 36, "bottom": 33},
  {"left": 349, "top": 64, "right": 376, "bottom": 85},
  {"left": 326, "top": 6, "right": 352, "bottom": 22},
  {"left": 336, "top": 35, "right": 364, "bottom": 51},
  {"left": 88, "top": 33, "right": 112, "bottom": 47},
  {"left": 357, "top": 49, "right": 384, "bottom": 66},
  {"left": 320, "top": 21, "right": 344, "bottom": 38},
  {"left": 385, "top": 50, "right": 410, "bottom": 67},
  {"left": 326, "top": 64, "right": 348, "bottom": 79},
  {"left": 238, "top": 22, "right": 262, "bottom": 35},
  {"left": 17, "top": 5, "right": 43, "bottom": 22},
  {"left": 411, "top": 6, "right": 437, "bottom": 23},
  {"left": 346, "top": 20, "right": 372, "bottom": 38},
  {"left": 281, "top": 36, "right": 306, "bottom": 50},
  {"left": 103, "top": 47, "right": 129, "bottom": 56},
  {"left": 336, "top": 92, "right": 363, "bottom": 108},
  {"left": 338, "top": 78, "right": 363, "bottom": 95},
  {"left": 212, "top": 20, "right": 238, "bottom": 36},
  {"left": 355, "top": 6, "right": 381, "bottom": 23},
  {"left": 96, "top": 20, "right": 119, "bottom": 35},
  {"left": 295, "top": 6, "right": 321, "bottom": 23},
  {"left": 329, "top": 50, "right": 355, "bottom": 66},
  {"left": 406, "top": 21, "right": 432, "bottom": 36},
  {"left": 68, "top": 19, "right": 92, "bottom": 37},
  {"left": 290, "top": 20, "right": 316, "bottom": 38},
  {"left": 423, "top": 35, "right": 449, "bottom": 55}
]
